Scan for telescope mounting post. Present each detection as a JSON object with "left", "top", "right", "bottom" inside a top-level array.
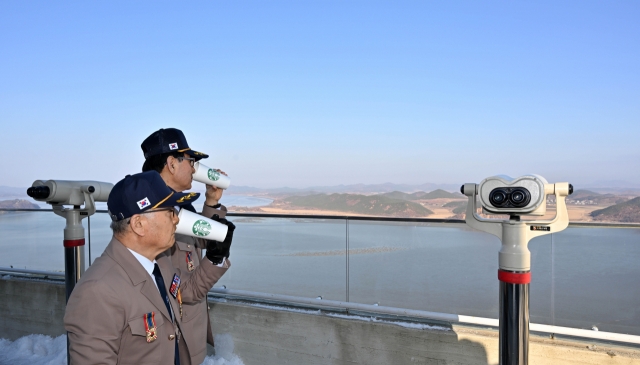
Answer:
[
  {"left": 52, "top": 189, "right": 97, "bottom": 301},
  {"left": 463, "top": 183, "right": 570, "bottom": 365},
  {"left": 52, "top": 189, "right": 97, "bottom": 365}
]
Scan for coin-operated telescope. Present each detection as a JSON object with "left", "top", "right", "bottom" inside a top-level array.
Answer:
[
  {"left": 461, "top": 175, "right": 573, "bottom": 365},
  {"left": 27, "top": 180, "right": 113, "bottom": 301}
]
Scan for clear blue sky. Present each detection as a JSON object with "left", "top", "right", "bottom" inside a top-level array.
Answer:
[{"left": 1, "top": 1, "right": 639, "bottom": 189}]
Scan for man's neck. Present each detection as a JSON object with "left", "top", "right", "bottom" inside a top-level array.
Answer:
[
  {"left": 160, "top": 170, "right": 181, "bottom": 193},
  {"left": 159, "top": 170, "right": 181, "bottom": 192},
  {"left": 116, "top": 235, "right": 160, "bottom": 262}
]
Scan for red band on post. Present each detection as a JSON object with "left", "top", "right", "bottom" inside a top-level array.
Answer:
[
  {"left": 498, "top": 270, "right": 531, "bottom": 284},
  {"left": 64, "top": 239, "right": 85, "bottom": 248}
]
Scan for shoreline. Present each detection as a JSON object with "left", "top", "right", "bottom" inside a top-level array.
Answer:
[{"left": 228, "top": 204, "right": 607, "bottom": 222}]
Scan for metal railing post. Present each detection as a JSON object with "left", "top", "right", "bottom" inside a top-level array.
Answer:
[{"left": 346, "top": 217, "right": 349, "bottom": 303}]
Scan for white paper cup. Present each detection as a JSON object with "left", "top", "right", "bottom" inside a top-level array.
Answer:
[
  {"left": 192, "top": 162, "right": 231, "bottom": 189},
  {"left": 175, "top": 209, "right": 228, "bottom": 241}
]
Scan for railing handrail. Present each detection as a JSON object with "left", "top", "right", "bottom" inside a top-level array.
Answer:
[
  {"left": 0, "top": 267, "right": 64, "bottom": 278},
  {"left": 2, "top": 208, "right": 640, "bottom": 228}
]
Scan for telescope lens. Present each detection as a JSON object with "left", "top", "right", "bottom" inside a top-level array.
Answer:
[
  {"left": 512, "top": 191, "right": 524, "bottom": 203},
  {"left": 509, "top": 188, "right": 531, "bottom": 208},
  {"left": 489, "top": 189, "right": 508, "bottom": 207},
  {"left": 27, "top": 186, "right": 51, "bottom": 200}
]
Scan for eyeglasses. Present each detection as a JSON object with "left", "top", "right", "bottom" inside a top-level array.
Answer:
[
  {"left": 138, "top": 207, "right": 179, "bottom": 218},
  {"left": 120, "top": 207, "right": 178, "bottom": 224},
  {"left": 177, "top": 156, "right": 196, "bottom": 167}
]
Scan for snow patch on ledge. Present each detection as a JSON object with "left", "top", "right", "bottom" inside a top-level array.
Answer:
[
  {"left": 0, "top": 333, "right": 244, "bottom": 365},
  {"left": 0, "top": 334, "right": 66, "bottom": 365},
  {"left": 204, "top": 334, "right": 245, "bottom": 365}
]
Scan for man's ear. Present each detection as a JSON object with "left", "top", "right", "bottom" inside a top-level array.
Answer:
[
  {"left": 164, "top": 156, "right": 177, "bottom": 175},
  {"left": 129, "top": 215, "right": 146, "bottom": 237}
]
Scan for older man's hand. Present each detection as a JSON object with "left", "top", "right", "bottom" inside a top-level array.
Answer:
[
  {"left": 205, "top": 218, "right": 236, "bottom": 265},
  {"left": 204, "top": 169, "right": 228, "bottom": 205}
]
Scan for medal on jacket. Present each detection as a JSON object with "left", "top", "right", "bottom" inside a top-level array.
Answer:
[
  {"left": 177, "top": 289, "right": 183, "bottom": 319},
  {"left": 169, "top": 274, "right": 180, "bottom": 298},
  {"left": 186, "top": 252, "right": 195, "bottom": 272},
  {"left": 143, "top": 312, "right": 157, "bottom": 343}
]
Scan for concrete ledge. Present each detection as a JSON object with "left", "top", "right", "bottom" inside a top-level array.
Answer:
[
  {"left": 2, "top": 277, "right": 640, "bottom": 364},
  {"left": 208, "top": 300, "right": 640, "bottom": 365}
]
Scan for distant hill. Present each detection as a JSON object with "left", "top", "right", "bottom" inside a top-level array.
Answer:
[
  {"left": 444, "top": 200, "right": 467, "bottom": 208},
  {"left": 585, "top": 187, "right": 640, "bottom": 195},
  {"left": 452, "top": 205, "right": 467, "bottom": 214},
  {"left": 567, "top": 190, "right": 628, "bottom": 206},
  {"left": 283, "top": 193, "right": 433, "bottom": 217},
  {"left": 380, "top": 189, "right": 464, "bottom": 201},
  {"left": 379, "top": 191, "right": 414, "bottom": 200},
  {"left": 590, "top": 197, "right": 640, "bottom": 223},
  {"left": 223, "top": 184, "right": 640, "bottom": 198},
  {"left": 0, "top": 199, "right": 40, "bottom": 209},
  {"left": 438, "top": 200, "right": 469, "bottom": 216},
  {"left": 421, "top": 189, "right": 464, "bottom": 199},
  {"left": 570, "top": 190, "right": 601, "bottom": 199}
]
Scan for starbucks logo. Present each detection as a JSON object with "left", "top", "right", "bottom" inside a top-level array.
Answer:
[
  {"left": 192, "top": 220, "right": 211, "bottom": 237},
  {"left": 207, "top": 169, "right": 220, "bottom": 181}
]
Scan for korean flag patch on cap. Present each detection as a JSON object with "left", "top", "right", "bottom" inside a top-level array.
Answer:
[
  {"left": 137, "top": 197, "right": 151, "bottom": 210},
  {"left": 169, "top": 143, "right": 178, "bottom": 150}
]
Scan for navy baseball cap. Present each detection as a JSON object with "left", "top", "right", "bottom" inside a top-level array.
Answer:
[
  {"left": 107, "top": 171, "right": 200, "bottom": 222},
  {"left": 141, "top": 128, "right": 209, "bottom": 161}
]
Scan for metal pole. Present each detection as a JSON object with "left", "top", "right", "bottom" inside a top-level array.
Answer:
[
  {"left": 346, "top": 217, "right": 349, "bottom": 303},
  {"left": 64, "top": 247, "right": 75, "bottom": 301},
  {"left": 61, "top": 208, "right": 87, "bottom": 365},
  {"left": 88, "top": 215, "right": 92, "bottom": 267},
  {"left": 62, "top": 209, "right": 86, "bottom": 300},
  {"left": 498, "top": 221, "right": 531, "bottom": 365},
  {"left": 499, "top": 271, "right": 530, "bottom": 365}
]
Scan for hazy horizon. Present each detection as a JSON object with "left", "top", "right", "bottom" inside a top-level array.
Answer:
[{"left": 2, "top": 179, "right": 640, "bottom": 195}]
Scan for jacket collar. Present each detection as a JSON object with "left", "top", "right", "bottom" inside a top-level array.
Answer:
[
  {"left": 104, "top": 237, "right": 152, "bottom": 286},
  {"left": 104, "top": 237, "right": 176, "bottom": 323}
]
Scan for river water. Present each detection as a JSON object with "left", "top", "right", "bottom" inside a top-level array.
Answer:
[{"left": 0, "top": 208, "right": 639, "bottom": 337}]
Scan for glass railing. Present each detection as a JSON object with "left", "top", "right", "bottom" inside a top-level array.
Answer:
[
  {"left": 1, "top": 209, "right": 639, "bottom": 337},
  {"left": 219, "top": 216, "right": 347, "bottom": 301}
]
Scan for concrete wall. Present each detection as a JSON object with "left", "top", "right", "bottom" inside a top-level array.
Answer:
[
  {"left": 209, "top": 300, "right": 640, "bottom": 365},
  {"left": 0, "top": 278, "right": 66, "bottom": 340},
  {"left": 2, "top": 277, "right": 640, "bottom": 365}
]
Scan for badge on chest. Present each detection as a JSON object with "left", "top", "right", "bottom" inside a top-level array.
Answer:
[{"left": 169, "top": 274, "right": 180, "bottom": 298}]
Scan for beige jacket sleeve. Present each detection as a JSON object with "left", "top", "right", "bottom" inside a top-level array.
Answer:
[
  {"left": 65, "top": 279, "right": 124, "bottom": 365},
  {"left": 159, "top": 255, "right": 229, "bottom": 305},
  {"left": 201, "top": 203, "right": 227, "bottom": 219}
]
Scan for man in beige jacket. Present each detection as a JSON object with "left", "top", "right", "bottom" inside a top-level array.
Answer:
[
  {"left": 64, "top": 171, "right": 234, "bottom": 365},
  {"left": 141, "top": 128, "right": 230, "bottom": 362}
]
